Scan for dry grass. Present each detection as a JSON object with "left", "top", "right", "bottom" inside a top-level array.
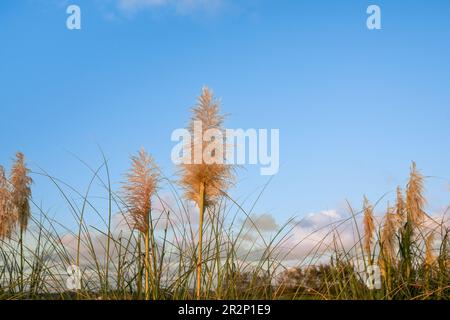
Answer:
[
  {"left": 10, "top": 152, "right": 33, "bottom": 233},
  {"left": 0, "top": 153, "right": 32, "bottom": 239},
  {"left": 379, "top": 205, "right": 400, "bottom": 278},
  {"left": 123, "top": 149, "right": 160, "bottom": 234},
  {"left": 0, "top": 89, "right": 448, "bottom": 301},
  {"left": 363, "top": 196, "right": 375, "bottom": 265},
  {"left": 0, "top": 166, "right": 16, "bottom": 240},
  {"left": 406, "top": 162, "right": 426, "bottom": 228}
]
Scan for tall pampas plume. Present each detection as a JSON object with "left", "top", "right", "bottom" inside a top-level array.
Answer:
[
  {"left": 406, "top": 162, "right": 426, "bottom": 228},
  {"left": 10, "top": 152, "right": 33, "bottom": 233},
  {"left": 179, "top": 87, "right": 234, "bottom": 299},
  {"left": 0, "top": 166, "right": 17, "bottom": 240},
  {"left": 123, "top": 148, "right": 160, "bottom": 300},
  {"left": 363, "top": 196, "right": 375, "bottom": 265},
  {"left": 180, "top": 87, "right": 233, "bottom": 206}
]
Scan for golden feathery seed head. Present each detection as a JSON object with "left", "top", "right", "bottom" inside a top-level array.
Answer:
[
  {"left": 381, "top": 205, "right": 400, "bottom": 263},
  {"left": 0, "top": 166, "right": 17, "bottom": 240},
  {"left": 10, "top": 152, "right": 32, "bottom": 233},
  {"left": 363, "top": 196, "right": 375, "bottom": 260},
  {"left": 123, "top": 148, "right": 160, "bottom": 234},
  {"left": 179, "top": 87, "right": 234, "bottom": 207},
  {"left": 406, "top": 162, "right": 426, "bottom": 227},
  {"left": 395, "top": 186, "right": 405, "bottom": 223},
  {"left": 188, "top": 87, "right": 225, "bottom": 133}
]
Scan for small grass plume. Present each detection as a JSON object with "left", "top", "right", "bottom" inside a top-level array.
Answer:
[
  {"left": 399, "top": 162, "right": 427, "bottom": 282},
  {"left": 123, "top": 148, "right": 160, "bottom": 300},
  {"left": 406, "top": 161, "right": 426, "bottom": 228},
  {"left": 379, "top": 205, "right": 400, "bottom": 280},
  {"left": 396, "top": 186, "right": 405, "bottom": 220},
  {"left": 179, "top": 87, "right": 235, "bottom": 299},
  {"left": 0, "top": 152, "right": 33, "bottom": 293},
  {"left": 0, "top": 166, "right": 16, "bottom": 240},
  {"left": 381, "top": 205, "right": 400, "bottom": 262},
  {"left": 10, "top": 152, "right": 33, "bottom": 234},
  {"left": 363, "top": 196, "right": 375, "bottom": 265}
]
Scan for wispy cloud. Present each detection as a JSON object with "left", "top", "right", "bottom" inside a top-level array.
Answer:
[
  {"left": 117, "top": 0, "right": 169, "bottom": 12},
  {"left": 116, "top": 0, "right": 226, "bottom": 15},
  {"left": 235, "top": 210, "right": 355, "bottom": 262}
]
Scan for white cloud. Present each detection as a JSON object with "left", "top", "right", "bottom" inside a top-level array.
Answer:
[
  {"left": 241, "top": 213, "right": 279, "bottom": 232},
  {"left": 277, "top": 210, "right": 356, "bottom": 262},
  {"left": 298, "top": 210, "right": 341, "bottom": 228},
  {"left": 233, "top": 210, "right": 356, "bottom": 263}
]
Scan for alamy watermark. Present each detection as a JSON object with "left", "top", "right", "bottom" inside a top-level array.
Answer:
[
  {"left": 367, "top": 5, "right": 382, "bottom": 30},
  {"left": 65, "top": 4, "right": 381, "bottom": 31},
  {"left": 355, "top": 261, "right": 382, "bottom": 290},
  {"left": 66, "top": 265, "right": 82, "bottom": 290},
  {"left": 63, "top": 263, "right": 381, "bottom": 291},
  {"left": 171, "top": 121, "right": 280, "bottom": 176},
  {"left": 66, "top": 5, "right": 81, "bottom": 30}
]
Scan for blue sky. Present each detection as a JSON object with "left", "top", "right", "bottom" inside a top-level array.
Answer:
[{"left": 0, "top": 0, "right": 449, "bottom": 229}]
